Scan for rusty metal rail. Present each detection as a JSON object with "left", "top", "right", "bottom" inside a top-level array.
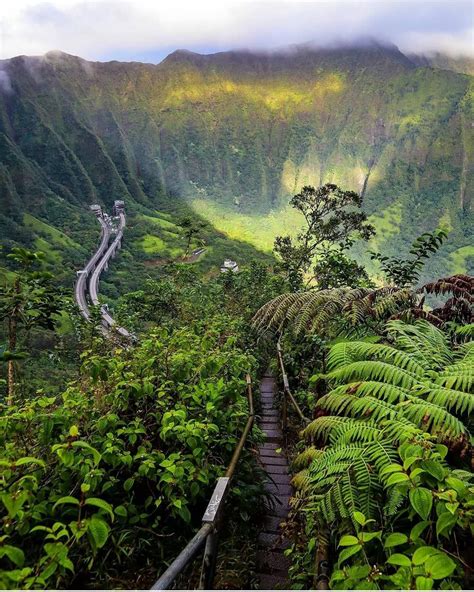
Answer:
[
  {"left": 276, "top": 339, "right": 329, "bottom": 590},
  {"left": 152, "top": 374, "right": 255, "bottom": 590},
  {"left": 276, "top": 340, "right": 310, "bottom": 427}
]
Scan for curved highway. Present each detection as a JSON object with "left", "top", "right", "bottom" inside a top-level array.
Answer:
[
  {"left": 75, "top": 202, "right": 134, "bottom": 341},
  {"left": 75, "top": 216, "right": 110, "bottom": 320}
]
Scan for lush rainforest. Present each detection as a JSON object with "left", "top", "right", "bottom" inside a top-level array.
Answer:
[{"left": 0, "top": 40, "right": 473, "bottom": 591}]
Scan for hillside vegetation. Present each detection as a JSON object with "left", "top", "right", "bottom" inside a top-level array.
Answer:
[{"left": 0, "top": 42, "right": 472, "bottom": 281}]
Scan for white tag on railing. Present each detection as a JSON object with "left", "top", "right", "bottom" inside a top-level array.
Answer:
[{"left": 202, "top": 477, "right": 230, "bottom": 523}]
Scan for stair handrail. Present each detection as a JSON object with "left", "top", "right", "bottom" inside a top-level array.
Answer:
[
  {"left": 151, "top": 373, "right": 255, "bottom": 590},
  {"left": 276, "top": 339, "right": 310, "bottom": 427}
]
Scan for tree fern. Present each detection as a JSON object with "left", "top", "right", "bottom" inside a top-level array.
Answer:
[
  {"left": 295, "top": 440, "right": 397, "bottom": 524},
  {"left": 291, "top": 320, "right": 473, "bottom": 531},
  {"left": 327, "top": 340, "right": 426, "bottom": 375},
  {"left": 398, "top": 397, "right": 467, "bottom": 437},
  {"left": 252, "top": 287, "right": 416, "bottom": 336},
  {"left": 325, "top": 360, "right": 421, "bottom": 389},
  {"left": 387, "top": 320, "right": 453, "bottom": 370}
]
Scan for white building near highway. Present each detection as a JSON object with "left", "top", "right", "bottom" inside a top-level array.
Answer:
[{"left": 220, "top": 259, "right": 239, "bottom": 273}]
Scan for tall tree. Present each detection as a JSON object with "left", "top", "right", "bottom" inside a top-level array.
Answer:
[
  {"left": 177, "top": 217, "right": 207, "bottom": 257},
  {"left": 0, "top": 248, "right": 64, "bottom": 404},
  {"left": 274, "top": 184, "right": 375, "bottom": 291}
]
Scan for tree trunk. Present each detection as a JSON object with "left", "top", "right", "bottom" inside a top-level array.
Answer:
[{"left": 6, "top": 278, "right": 20, "bottom": 405}]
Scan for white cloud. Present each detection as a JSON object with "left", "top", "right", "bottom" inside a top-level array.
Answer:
[{"left": 0, "top": 0, "right": 472, "bottom": 61}]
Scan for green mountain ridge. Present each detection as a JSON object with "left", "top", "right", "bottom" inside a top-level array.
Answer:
[{"left": 0, "top": 42, "right": 472, "bottom": 281}]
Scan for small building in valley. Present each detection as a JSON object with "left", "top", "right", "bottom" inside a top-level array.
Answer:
[{"left": 220, "top": 259, "right": 239, "bottom": 273}]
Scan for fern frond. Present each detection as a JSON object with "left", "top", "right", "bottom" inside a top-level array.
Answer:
[
  {"left": 335, "top": 422, "right": 382, "bottom": 444},
  {"left": 387, "top": 320, "right": 453, "bottom": 369},
  {"left": 421, "top": 386, "right": 474, "bottom": 415},
  {"left": 436, "top": 367, "right": 473, "bottom": 393},
  {"left": 325, "top": 360, "right": 420, "bottom": 389},
  {"left": 348, "top": 381, "right": 410, "bottom": 404},
  {"left": 399, "top": 397, "right": 467, "bottom": 437},
  {"left": 291, "top": 446, "right": 325, "bottom": 470},
  {"left": 292, "top": 469, "right": 311, "bottom": 490},
  {"left": 455, "top": 324, "right": 474, "bottom": 338},
  {"left": 302, "top": 416, "right": 355, "bottom": 444},
  {"left": 379, "top": 417, "right": 421, "bottom": 442},
  {"left": 327, "top": 341, "right": 425, "bottom": 375}
]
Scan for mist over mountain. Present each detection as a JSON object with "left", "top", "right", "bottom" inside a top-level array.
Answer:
[{"left": 0, "top": 41, "right": 472, "bottom": 278}]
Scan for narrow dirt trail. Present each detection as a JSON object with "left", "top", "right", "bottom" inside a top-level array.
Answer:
[{"left": 256, "top": 373, "right": 292, "bottom": 589}]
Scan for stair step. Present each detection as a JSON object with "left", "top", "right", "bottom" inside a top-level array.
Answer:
[
  {"left": 256, "top": 373, "right": 292, "bottom": 591},
  {"left": 263, "top": 464, "right": 288, "bottom": 475},
  {"left": 258, "top": 532, "right": 290, "bottom": 550},
  {"left": 257, "top": 573, "right": 290, "bottom": 589}
]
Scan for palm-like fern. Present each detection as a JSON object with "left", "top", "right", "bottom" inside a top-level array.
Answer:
[
  {"left": 293, "top": 320, "right": 473, "bottom": 526},
  {"left": 252, "top": 286, "right": 417, "bottom": 337},
  {"left": 252, "top": 275, "right": 473, "bottom": 337}
]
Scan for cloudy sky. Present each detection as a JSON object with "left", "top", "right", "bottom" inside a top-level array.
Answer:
[{"left": 0, "top": 0, "right": 472, "bottom": 62}]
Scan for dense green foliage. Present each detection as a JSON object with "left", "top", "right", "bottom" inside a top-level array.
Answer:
[
  {"left": 0, "top": 244, "right": 288, "bottom": 588},
  {"left": 252, "top": 210, "right": 473, "bottom": 590},
  {"left": 1, "top": 323, "right": 258, "bottom": 588},
  {"left": 0, "top": 43, "right": 472, "bottom": 282},
  {"left": 287, "top": 321, "right": 473, "bottom": 589}
]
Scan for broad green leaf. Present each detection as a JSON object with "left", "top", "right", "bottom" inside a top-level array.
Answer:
[
  {"left": 425, "top": 554, "right": 456, "bottom": 579},
  {"left": 387, "top": 553, "right": 411, "bottom": 567},
  {"left": 353, "top": 511, "right": 366, "bottom": 526},
  {"left": 421, "top": 460, "right": 445, "bottom": 481},
  {"left": 409, "top": 487, "right": 433, "bottom": 520},
  {"left": 339, "top": 535, "right": 359, "bottom": 547},
  {"left": 1, "top": 492, "right": 27, "bottom": 518},
  {"left": 384, "top": 533, "right": 408, "bottom": 548},
  {"left": 71, "top": 441, "right": 101, "bottom": 465},
  {"left": 360, "top": 531, "right": 381, "bottom": 543},
  {"left": 88, "top": 516, "right": 109, "bottom": 549},
  {"left": 124, "top": 478, "right": 134, "bottom": 492},
  {"left": 380, "top": 463, "right": 404, "bottom": 476},
  {"left": 410, "top": 521, "right": 430, "bottom": 541},
  {"left": 338, "top": 544, "right": 363, "bottom": 565},
  {"left": 41, "top": 561, "right": 58, "bottom": 580},
  {"left": 412, "top": 546, "right": 439, "bottom": 566},
  {"left": 436, "top": 512, "right": 457, "bottom": 538},
  {"left": 403, "top": 456, "right": 419, "bottom": 470},
  {"left": 3, "top": 545, "right": 25, "bottom": 567},
  {"left": 85, "top": 498, "right": 114, "bottom": 520},
  {"left": 445, "top": 477, "right": 467, "bottom": 496},
  {"left": 386, "top": 472, "right": 409, "bottom": 486},
  {"left": 114, "top": 505, "right": 127, "bottom": 517},
  {"left": 416, "top": 576, "right": 434, "bottom": 589},
  {"left": 44, "top": 542, "right": 68, "bottom": 561},
  {"left": 53, "top": 496, "right": 80, "bottom": 511},
  {"left": 15, "top": 457, "right": 45, "bottom": 468}
]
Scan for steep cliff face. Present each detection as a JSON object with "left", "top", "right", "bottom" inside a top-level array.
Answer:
[{"left": 0, "top": 43, "right": 472, "bottom": 275}]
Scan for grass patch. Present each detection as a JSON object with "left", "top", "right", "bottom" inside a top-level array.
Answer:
[
  {"left": 139, "top": 213, "right": 180, "bottom": 233},
  {"left": 24, "top": 213, "right": 80, "bottom": 249},
  {"left": 449, "top": 245, "right": 474, "bottom": 274},
  {"left": 34, "top": 238, "right": 62, "bottom": 264},
  {"left": 191, "top": 199, "right": 303, "bottom": 251},
  {"left": 137, "top": 235, "right": 167, "bottom": 255}
]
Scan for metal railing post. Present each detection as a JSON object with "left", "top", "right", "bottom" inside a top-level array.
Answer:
[{"left": 199, "top": 529, "right": 219, "bottom": 589}]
